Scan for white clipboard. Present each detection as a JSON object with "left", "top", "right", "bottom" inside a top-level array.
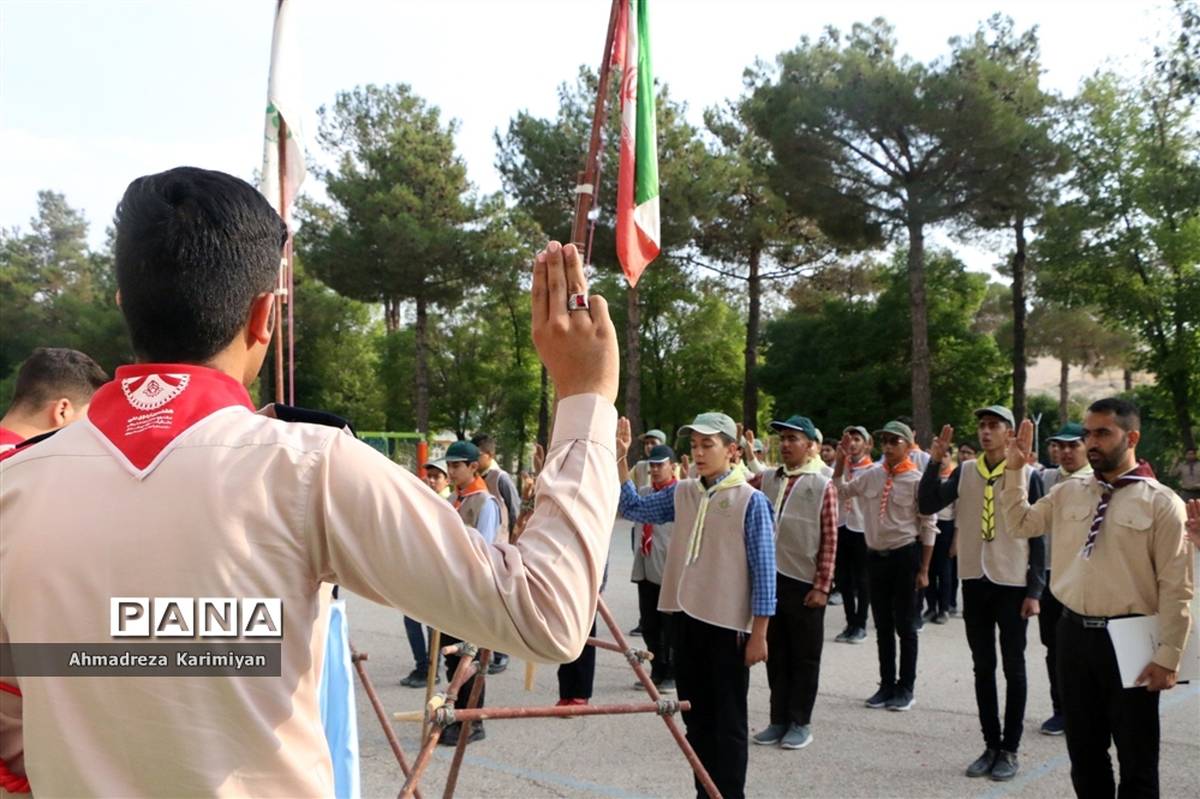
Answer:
[{"left": 1108, "top": 614, "right": 1200, "bottom": 688}]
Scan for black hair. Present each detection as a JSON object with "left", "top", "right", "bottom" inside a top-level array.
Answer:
[
  {"left": 113, "top": 167, "right": 287, "bottom": 363},
  {"left": 470, "top": 433, "right": 497, "bottom": 455},
  {"left": 9, "top": 348, "right": 108, "bottom": 409},
  {"left": 1087, "top": 397, "right": 1141, "bottom": 433}
]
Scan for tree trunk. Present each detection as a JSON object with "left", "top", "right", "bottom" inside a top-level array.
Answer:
[
  {"left": 743, "top": 247, "right": 762, "bottom": 432},
  {"left": 1123, "top": 368, "right": 1133, "bottom": 393},
  {"left": 414, "top": 296, "right": 429, "bottom": 433},
  {"left": 536, "top": 365, "right": 549, "bottom": 450},
  {"left": 1011, "top": 217, "right": 1028, "bottom": 423},
  {"left": 1165, "top": 372, "right": 1197, "bottom": 450},
  {"left": 1059, "top": 358, "right": 1070, "bottom": 426},
  {"left": 384, "top": 298, "right": 401, "bottom": 333},
  {"left": 907, "top": 222, "right": 933, "bottom": 445},
  {"left": 625, "top": 283, "right": 642, "bottom": 438}
]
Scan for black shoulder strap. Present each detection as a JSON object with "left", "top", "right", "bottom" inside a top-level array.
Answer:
[{"left": 270, "top": 403, "right": 356, "bottom": 436}]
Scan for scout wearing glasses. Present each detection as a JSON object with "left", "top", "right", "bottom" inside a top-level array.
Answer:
[
  {"left": 616, "top": 412, "right": 776, "bottom": 799},
  {"left": 918, "top": 405, "right": 1046, "bottom": 783},
  {"left": 833, "top": 420, "right": 937, "bottom": 713}
]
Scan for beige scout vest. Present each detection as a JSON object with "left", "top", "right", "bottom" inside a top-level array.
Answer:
[
  {"left": 658, "top": 479, "right": 756, "bottom": 632},
  {"left": 483, "top": 468, "right": 511, "bottom": 543},
  {"left": 456, "top": 490, "right": 503, "bottom": 543},
  {"left": 760, "top": 468, "right": 830, "bottom": 584},
  {"left": 956, "top": 460, "right": 1032, "bottom": 587},
  {"left": 631, "top": 483, "right": 675, "bottom": 584}
]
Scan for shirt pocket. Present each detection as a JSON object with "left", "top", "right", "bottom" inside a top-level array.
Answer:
[{"left": 1109, "top": 506, "right": 1152, "bottom": 536}]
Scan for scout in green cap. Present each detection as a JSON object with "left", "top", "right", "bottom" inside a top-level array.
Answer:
[
  {"left": 833, "top": 421, "right": 937, "bottom": 713},
  {"left": 747, "top": 414, "right": 838, "bottom": 751},
  {"left": 833, "top": 425, "right": 876, "bottom": 644},
  {"left": 919, "top": 410, "right": 1046, "bottom": 780},
  {"left": 614, "top": 413, "right": 776, "bottom": 798}
]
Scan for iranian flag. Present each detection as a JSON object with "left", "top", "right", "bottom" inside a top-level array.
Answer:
[{"left": 614, "top": 0, "right": 660, "bottom": 287}]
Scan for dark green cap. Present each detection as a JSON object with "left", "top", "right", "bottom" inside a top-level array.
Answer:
[
  {"left": 770, "top": 415, "right": 818, "bottom": 442},
  {"left": 1047, "top": 422, "right": 1084, "bottom": 442},
  {"left": 445, "top": 441, "right": 481, "bottom": 463}
]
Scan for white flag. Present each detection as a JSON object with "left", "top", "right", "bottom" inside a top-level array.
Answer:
[{"left": 261, "top": 0, "right": 306, "bottom": 223}]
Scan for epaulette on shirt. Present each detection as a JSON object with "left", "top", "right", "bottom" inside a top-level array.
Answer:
[
  {"left": 267, "top": 403, "right": 356, "bottom": 436},
  {"left": 0, "top": 428, "right": 59, "bottom": 464}
]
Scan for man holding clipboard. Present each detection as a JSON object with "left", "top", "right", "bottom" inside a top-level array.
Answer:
[{"left": 998, "top": 397, "right": 1193, "bottom": 799}]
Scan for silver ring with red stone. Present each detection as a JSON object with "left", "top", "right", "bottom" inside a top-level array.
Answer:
[{"left": 567, "top": 292, "right": 589, "bottom": 311}]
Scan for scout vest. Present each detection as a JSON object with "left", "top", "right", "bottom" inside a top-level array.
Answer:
[
  {"left": 456, "top": 490, "right": 502, "bottom": 540},
  {"left": 658, "top": 479, "right": 756, "bottom": 632},
  {"left": 760, "top": 468, "right": 830, "bottom": 584},
  {"left": 956, "top": 459, "right": 1032, "bottom": 587},
  {"left": 482, "top": 468, "right": 511, "bottom": 544},
  {"left": 636, "top": 483, "right": 675, "bottom": 585}
]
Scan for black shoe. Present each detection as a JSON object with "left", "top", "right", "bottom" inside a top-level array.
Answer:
[
  {"left": 439, "top": 723, "right": 486, "bottom": 746},
  {"left": 966, "top": 749, "right": 998, "bottom": 778},
  {"left": 400, "top": 667, "right": 428, "bottom": 688},
  {"left": 865, "top": 685, "right": 893, "bottom": 709},
  {"left": 847, "top": 627, "right": 868, "bottom": 644},
  {"left": 628, "top": 624, "right": 643, "bottom": 637},
  {"left": 885, "top": 687, "right": 914, "bottom": 711},
  {"left": 932, "top": 612, "right": 949, "bottom": 625},
  {"left": 922, "top": 608, "right": 937, "bottom": 622},
  {"left": 914, "top": 617, "right": 925, "bottom": 633},
  {"left": 990, "top": 751, "right": 1019, "bottom": 781},
  {"left": 1040, "top": 713, "right": 1065, "bottom": 736},
  {"left": 834, "top": 626, "right": 853, "bottom": 643},
  {"left": 487, "top": 655, "right": 508, "bottom": 675}
]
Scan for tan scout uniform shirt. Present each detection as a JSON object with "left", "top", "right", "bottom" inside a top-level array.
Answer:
[
  {"left": 0, "top": 393, "right": 617, "bottom": 797},
  {"left": 835, "top": 465, "right": 937, "bottom": 551},
  {"left": 999, "top": 468, "right": 1193, "bottom": 670}
]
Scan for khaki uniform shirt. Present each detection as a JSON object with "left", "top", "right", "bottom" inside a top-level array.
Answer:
[
  {"left": 999, "top": 467, "right": 1193, "bottom": 670},
  {"left": 835, "top": 465, "right": 937, "bottom": 551},
  {"left": 0, "top": 393, "right": 617, "bottom": 797}
]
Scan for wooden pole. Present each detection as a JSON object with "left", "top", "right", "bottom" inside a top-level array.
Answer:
[
  {"left": 570, "top": 0, "right": 623, "bottom": 261},
  {"left": 274, "top": 116, "right": 290, "bottom": 405}
]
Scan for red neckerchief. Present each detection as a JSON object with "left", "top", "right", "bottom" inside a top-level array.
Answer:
[
  {"left": 642, "top": 477, "right": 678, "bottom": 555},
  {"left": 454, "top": 476, "right": 489, "bottom": 509},
  {"left": 85, "top": 364, "right": 254, "bottom": 478},
  {"left": 0, "top": 427, "right": 23, "bottom": 449}
]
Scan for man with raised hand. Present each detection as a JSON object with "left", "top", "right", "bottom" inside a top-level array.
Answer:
[
  {"left": 999, "top": 398, "right": 1193, "bottom": 799},
  {"left": 0, "top": 167, "right": 620, "bottom": 797},
  {"left": 918, "top": 407, "right": 1046, "bottom": 782}
]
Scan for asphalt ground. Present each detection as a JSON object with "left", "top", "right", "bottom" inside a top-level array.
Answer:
[{"left": 347, "top": 520, "right": 1200, "bottom": 799}]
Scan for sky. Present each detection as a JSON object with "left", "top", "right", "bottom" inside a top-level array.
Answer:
[{"left": 0, "top": 0, "right": 1175, "bottom": 265}]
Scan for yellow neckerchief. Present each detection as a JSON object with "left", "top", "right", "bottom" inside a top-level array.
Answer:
[
  {"left": 773, "top": 456, "right": 826, "bottom": 521},
  {"left": 686, "top": 468, "right": 746, "bottom": 565},
  {"left": 438, "top": 485, "right": 453, "bottom": 500},
  {"left": 1062, "top": 463, "right": 1094, "bottom": 478},
  {"left": 976, "top": 455, "right": 1007, "bottom": 541},
  {"left": 482, "top": 460, "right": 499, "bottom": 475}
]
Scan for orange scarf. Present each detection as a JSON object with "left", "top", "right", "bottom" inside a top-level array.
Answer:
[
  {"left": 454, "top": 476, "right": 489, "bottom": 509},
  {"left": 880, "top": 456, "right": 917, "bottom": 521}
]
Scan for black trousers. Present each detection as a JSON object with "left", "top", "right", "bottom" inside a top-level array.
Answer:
[
  {"left": 925, "top": 519, "right": 956, "bottom": 614},
  {"left": 835, "top": 526, "right": 871, "bottom": 629},
  {"left": 867, "top": 542, "right": 920, "bottom": 692},
  {"left": 675, "top": 613, "right": 749, "bottom": 799},
  {"left": 440, "top": 632, "right": 485, "bottom": 721},
  {"left": 962, "top": 578, "right": 1029, "bottom": 752},
  {"left": 1038, "top": 576, "right": 1063, "bottom": 714},
  {"left": 766, "top": 575, "right": 824, "bottom": 727},
  {"left": 637, "top": 580, "right": 675, "bottom": 682},
  {"left": 1057, "top": 615, "right": 1160, "bottom": 799},
  {"left": 557, "top": 618, "right": 598, "bottom": 700}
]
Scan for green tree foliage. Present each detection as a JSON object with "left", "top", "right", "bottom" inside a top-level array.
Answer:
[
  {"left": 0, "top": 192, "right": 127, "bottom": 400},
  {"left": 298, "top": 83, "right": 481, "bottom": 433},
  {"left": 760, "top": 249, "right": 1007, "bottom": 436},
  {"left": 1035, "top": 63, "right": 1200, "bottom": 448},
  {"left": 1026, "top": 303, "right": 1133, "bottom": 425},
  {"left": 747, "top": 19, "right": 1033, "bottom": 442},
  {"left": 950, "top": 16, "right": 1069, "bottom": 421}
]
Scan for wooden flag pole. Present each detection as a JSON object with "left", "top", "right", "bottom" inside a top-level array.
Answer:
[
  {"left": 274, "top": 116, "right": 290, "bottom": 405},
  {"left": 571, "top": 0, "right": 623, "bottom": 262}
]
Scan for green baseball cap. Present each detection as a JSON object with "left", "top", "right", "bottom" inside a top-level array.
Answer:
[
  {"left": 445, "top": 440, "right": 481, "bottom": 463},
  {"left": 770, "top": 415, "right": 818, "bottom": 442},
  {"left": 679, "top": 412, "right": 737, "bottom": 441},
  {"left": 974, "top": 405, "right": 1016, "bottom": 427},
  {"left": 423, "top": 458, "right": 448, "bottom": 475},
  {"left": 1047, "top": 422, "right": 1084, "bottom": 442},
  {"left": 640, "top": 429, "right": 667, "bottom": 443},
  {"left": 843, "top": 425, "right": 870, "bottom": 441},
  {"left": 873, "top": 420, "right": 914, "bottom": 443}
]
